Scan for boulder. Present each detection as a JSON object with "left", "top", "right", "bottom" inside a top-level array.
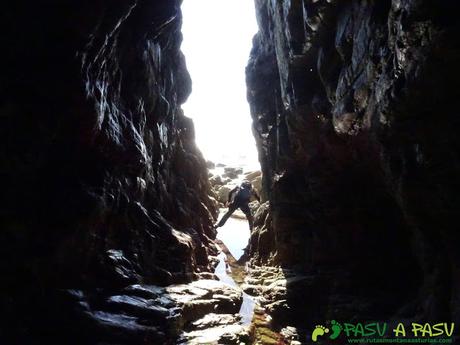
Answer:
[
  {"left": 167, "top": 280, "right": 243, "bottom": 323},
  {"left": 216, "top": 185, "right": 233, "bottom": 204},
  {"left": 244, "top": 170, "right": 261, "bottom": 182},
  {"left": 209, "top": 174, "right": 224, "bottom": 187},
  {"left": 222, "top": 167, "right": 243, "bottom": 179}
]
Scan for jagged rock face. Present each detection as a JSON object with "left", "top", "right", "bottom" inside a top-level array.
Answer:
[
  {"left": 247, "top": 0, "right": 459, "bottom": 325},
  {"left": 1, "top": 0, "right": 217, "bottom": 342}
]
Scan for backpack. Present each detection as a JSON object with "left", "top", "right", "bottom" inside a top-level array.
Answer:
[{"left": 236, "top": 184, "right": 252, "bottom": 202}]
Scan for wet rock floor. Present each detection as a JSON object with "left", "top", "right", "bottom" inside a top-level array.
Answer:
[
  {"left": 186, "top": 214, "right": 307, "bottom": 345},
  {"left": 66, "top": 213, "right": 308, "bottom": 344}
]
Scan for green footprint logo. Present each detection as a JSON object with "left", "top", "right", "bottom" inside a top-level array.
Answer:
[
  {"left": 311, "top": 325, "right": 329, "bottom": 342},
  {"left": 329, "top": 320, "right": 343, "bottom": 340}
]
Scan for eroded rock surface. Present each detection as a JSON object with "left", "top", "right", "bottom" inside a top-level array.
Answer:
[
  {"left": 0, "top": 1, "right": 218, "bottom": 343},
  {"left": 53, "top": 279, "right": 244, "bottom": 344},
  {"left": 168, "top": 280, "right": 243, "bottom": 323},
  {"left": 247, "top": 0, "right": 460, "bottom": 330}
]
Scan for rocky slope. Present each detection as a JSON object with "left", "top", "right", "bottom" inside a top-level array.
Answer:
[
  {"left": 0, "top": 1, "right": 218, "bottom": 343},
  {"left": 247, "top": 0, "right": 459, "bottom": 331}
]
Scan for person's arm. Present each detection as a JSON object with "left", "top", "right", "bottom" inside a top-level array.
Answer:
[{"left": 227, "top": 187, "right": 238, "bottom": 204}]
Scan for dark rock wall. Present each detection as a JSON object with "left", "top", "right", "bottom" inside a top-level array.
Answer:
[
  {"left": 1, "top": 0, "right": 217, "bottom": 341},
  {"left": 247, "top": 0, "right": 459, "bottom": 325}
]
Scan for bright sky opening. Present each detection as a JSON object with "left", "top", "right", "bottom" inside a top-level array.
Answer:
[{"left": 181, "top": 0, "right": 259, "bottom": 170}]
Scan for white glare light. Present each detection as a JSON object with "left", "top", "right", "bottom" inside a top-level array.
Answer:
[{"left": 181, "top": 0, "right": 259, "bottom": 170}]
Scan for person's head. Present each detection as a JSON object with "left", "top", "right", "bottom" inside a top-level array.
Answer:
[{"left": 241, "top": 180, "right": 252, "bottom": 189}]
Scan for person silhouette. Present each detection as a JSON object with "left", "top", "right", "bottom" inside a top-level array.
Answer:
[{"left": 215, "top": 180, "right": 260, "bottom": 230}]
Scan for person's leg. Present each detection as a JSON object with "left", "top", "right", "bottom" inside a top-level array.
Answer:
[
  {"left": 216, "top": 203, "right": 238, "bottom": 228},
  {"left": 240, "top": 203, "right": 254, "bottom": 230}
]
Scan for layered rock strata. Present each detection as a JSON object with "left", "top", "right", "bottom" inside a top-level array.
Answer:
[
  {"left": 247, "top": 0, "right": 460, "bottom": 329},
  {"left": 1, "top": 0, "right": 217, "bottom": 343}
]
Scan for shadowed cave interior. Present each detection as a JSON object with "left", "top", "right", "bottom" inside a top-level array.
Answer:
[{"left": 1, "top": 0, "right": 459, "bottom": 344}]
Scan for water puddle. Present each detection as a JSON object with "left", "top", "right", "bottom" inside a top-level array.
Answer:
[
  {"left": 214, "top": 214, "right": 255, "bottom": 326},
  {"left": 216, "top": 209, "right": 250, "bottom": 259},
  {"left": 239, "top": 292, "right": 256, "bottom": 326},
  {"left": 214, "top": 252, "right": 237, "bottom": 288}
]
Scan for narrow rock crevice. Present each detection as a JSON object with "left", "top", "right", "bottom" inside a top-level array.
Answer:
[{"left": 1, "top": 0, "right": 459, "bottom": 344}]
